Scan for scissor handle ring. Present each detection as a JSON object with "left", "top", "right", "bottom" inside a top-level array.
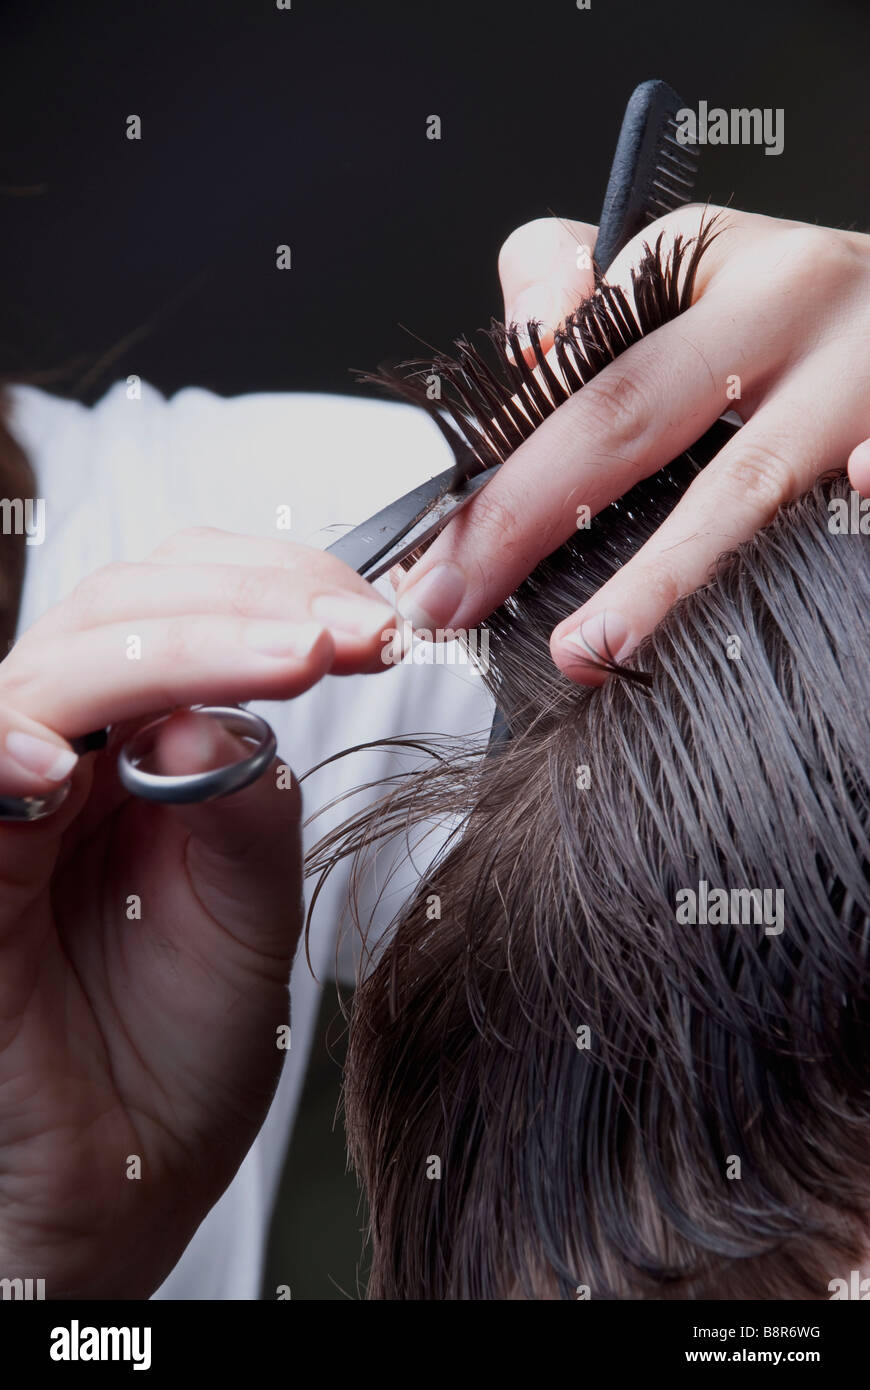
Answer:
[{"left": 118, "top": 705, "right": 278, "bottom": 804}]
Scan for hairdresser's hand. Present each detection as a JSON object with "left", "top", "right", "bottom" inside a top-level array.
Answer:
[
  {"left": 0, "top": 530, "right": 400, "bottom": 1297},
  {"left": 394, "top": 206, "right": 870, "bottom": 682}
]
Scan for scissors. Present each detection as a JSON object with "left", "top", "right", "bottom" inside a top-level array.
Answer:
[{"left": 0, "top": 451, "right": 501, "bottom": 821}]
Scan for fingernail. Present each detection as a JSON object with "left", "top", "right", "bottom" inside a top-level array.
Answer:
[
  {"left": 5, "top": 731, "right": 78, "bottom": 782},
  {"left": 310, "top": 593, "right": 397, "bottom": 639},
  {"left": 244, "top": 620, "right": 325, "bottom": 657},
  {"left": 561, "top": 610, "right": 631, "bottom": 664},
  {"left": 396, "top": 562, "right": 466, "bottom": 631}
]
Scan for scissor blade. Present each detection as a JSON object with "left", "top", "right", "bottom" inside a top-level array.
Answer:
[
  {"left": 324, "top": 461, "right": 500, "bottom": 581},
  {"left": 364, "top": 464, "right": 500, "bottom": 581}
]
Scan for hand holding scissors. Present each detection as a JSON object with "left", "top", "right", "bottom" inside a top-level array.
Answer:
[
  {"left": 0, "top": 526, "right": 422, "bottom": 818},
  {"left": 0, "top": 529, "right": 416, "bottom": 1293},
  {"left": 0, "top": 466, "right": 496, "bottom": 820}
]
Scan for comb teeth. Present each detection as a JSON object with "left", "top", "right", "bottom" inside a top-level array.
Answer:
[
  {"left": 643, "top": 110, "right": 700, "bottom": 222},
  {"left": 658, "top": 148, "right": 698, "bottom": 182},
  {"left": 663, "top": 110, "right": 701, "bottom": 157}
]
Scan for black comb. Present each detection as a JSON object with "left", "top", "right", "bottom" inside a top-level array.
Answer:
[
  {"left": 593, "top": 79, "right": 699, "bottom": 275},
  {"left": 487, "top": 81, "right": 701, "bottom": 749}
]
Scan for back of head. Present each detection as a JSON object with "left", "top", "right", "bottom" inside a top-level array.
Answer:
[{"left": 309, "top": 226, "right": 870, "bottom": 1299}]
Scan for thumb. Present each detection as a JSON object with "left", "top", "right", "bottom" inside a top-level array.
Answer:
[
  {"left": 154, "top": 709, "right": 303, "bottom": 959},
  {"left": 0, "top": 708, "right": 84, "bottom": 900}
]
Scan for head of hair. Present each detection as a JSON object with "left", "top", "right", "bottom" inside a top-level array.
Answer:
[{"left": 307, "top": 221, "right": 870, "bottom": 1300}]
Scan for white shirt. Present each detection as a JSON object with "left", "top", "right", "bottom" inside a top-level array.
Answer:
[{"left": 7, "top": 380, "right": 494, "bottom": 1299}]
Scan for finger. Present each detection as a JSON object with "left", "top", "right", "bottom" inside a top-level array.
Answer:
[
  {"left": 394, "top": 280, "right": 776, "bottom": 634},
  {"left": 36, "top": 559, "right": 401, "bottom": 667},
  {"left": 551, "top": 360, "right": 869, "bottom": 682},
  {"left": 0, "top": 706, "right": 79, "bottom": 798},
  {"left": 144, "top": 527, "right": 368, "bottom": 579},
  {"left": 153, "top": 709, "right": 303, "bottom": 958},
  {"left": 2, "top": 616, "right": 339, "bottom": 737},
  {"left": 137, "top": 532, "right": 403, "bottom": 669},
  {"left": 499, "top": 216, "right": 598, "bottom": 348},
  {"left": 32, "top": 527, "right": 398, "bottom": 641},
  {"left": 395, "top": 205, "right": 822, "bottom": 635},
  {"left": 0, "top": 708, "right": 89, "bottom": 900}
]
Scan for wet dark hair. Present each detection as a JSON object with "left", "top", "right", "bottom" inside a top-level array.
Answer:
[{"left": 307, "top": 220, "right": 870, "bottom": 1299}]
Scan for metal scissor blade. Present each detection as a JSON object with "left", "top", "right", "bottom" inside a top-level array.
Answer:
[{"left": 324, "top": 461, "right": 501, "bottom": 581}]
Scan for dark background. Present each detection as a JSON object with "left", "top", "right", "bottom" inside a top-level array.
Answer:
[{"left": 1, "top": 0, "right": 868, "bottom": 406}]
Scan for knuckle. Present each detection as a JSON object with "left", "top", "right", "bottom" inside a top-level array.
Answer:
[
  {"left": 636, "top": 556, "right": 683, "bottom": 614},
  {"left": 69, "top": 563, "right": 131, "bottom": 627},
  {"left": 717, "top": 437, "right": 794, "bottom": 515},
  {"left": 450, "top": 484, "right": 542, "bottom": 578},
  {"left": 467, "top": 485, "right": 563, "bottom": 574},
  {"left": 160, "top": 616, "right": 195, "bottom": 668},
  {"left": 774, "top": 225, "right": 850, "bottom": 283},
  {"left": 466, "top": 487, "right": 522, "bottom": 552},
  {"left": 224, "top": 566, "right": 281, "bottom": 615},
  {"left": 577, "top": 364, "right": 654, "bottom": 460},
  {"left": 0, "top": 665, "right": 34, "bottom": 707}
]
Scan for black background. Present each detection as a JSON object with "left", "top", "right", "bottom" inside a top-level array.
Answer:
[{"left": 0, "top": 0, "right": 868, "bottom": 405}]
